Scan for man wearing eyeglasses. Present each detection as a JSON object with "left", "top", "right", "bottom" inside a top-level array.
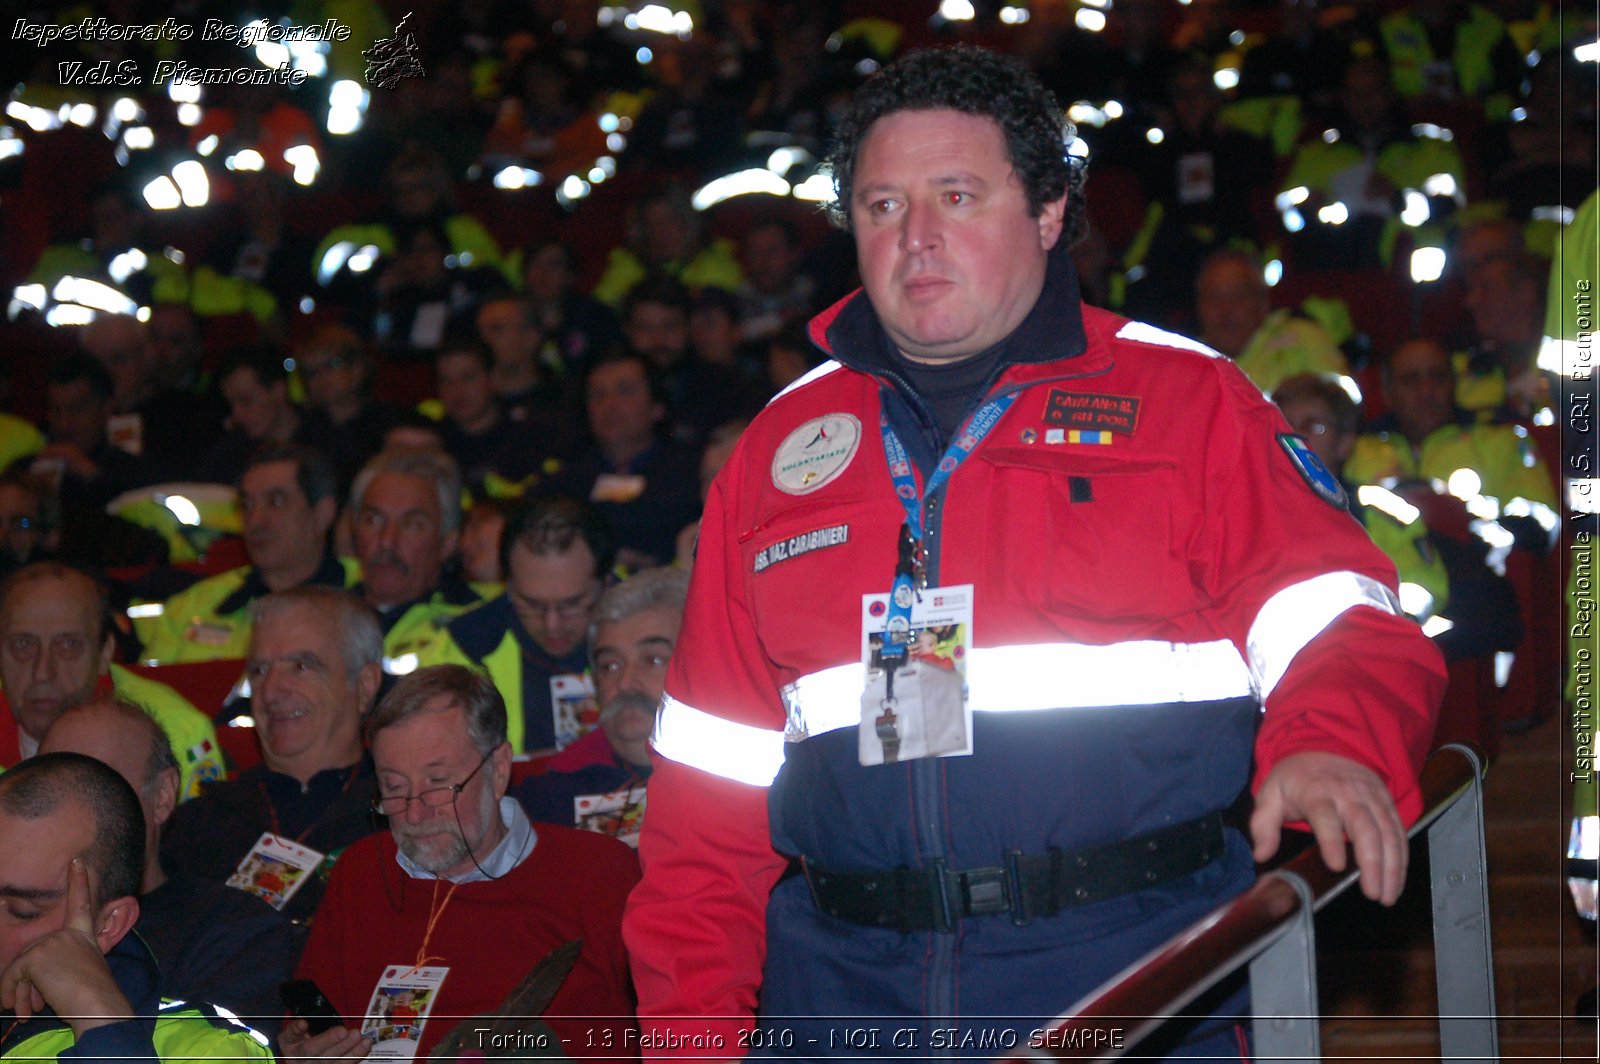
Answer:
[
  {"left": 513, "top": 566, "right": 689, "bottom": 843},
  {"left": 283, "top": 664, "right": 638, "bottom": 1062},
  {"left": 160, "top": 586, "right": 385, "bottom": 925},
  {"left": 422, "top": 496, "right": 616, "bottom": 757},
  {"left": 347, "top": 448, "right": 491, "bottom": 675}
]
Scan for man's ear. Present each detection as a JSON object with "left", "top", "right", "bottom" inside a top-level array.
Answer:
[
  {"left": 96, "top": 631, "right": 116, "bottom": 677},
  {"left": 490, "top": 740, "right": 513, "bottom": 799},
  {"left": 1037, "top": 192, "right": 1069, "bottom": 251},
  {"left": 356, "top": 662, "right": 383, "bottom": 714},
  {"left": 151, "top": 765, "right": 180, "bottom": 832},
  {"left": 94, "top": 895, "right": 141, "bottom": 954}
]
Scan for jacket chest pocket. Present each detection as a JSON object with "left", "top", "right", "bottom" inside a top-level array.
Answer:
[
  {"left": 738, "top": 496, "right": 901, "bottom": 670},
  {"left": 969, "top": 447, "right": 1194, "bottom": 625}
]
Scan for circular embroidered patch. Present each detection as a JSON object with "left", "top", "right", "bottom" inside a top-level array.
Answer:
[{"left": 771, "top": 414, "right": 863, "bottom": 495}]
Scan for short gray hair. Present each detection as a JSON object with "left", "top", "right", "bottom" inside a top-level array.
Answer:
[
  {"left": 349, "top": 447, "right": 463, "bottom": 534},
  {"left": 588, "top": 567, "right": 690, "bottom": 659},
  {"left": 366, "top": 664, "right": 507, "bottom": 756},
  {"left": 250, "top": 586, "right": 383, "bottom": 679}
]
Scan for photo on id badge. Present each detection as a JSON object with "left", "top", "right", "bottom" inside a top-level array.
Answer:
[
  {"left": 226, "top": 833, "right": 323, "bottom": 910},
  {"left": 859, "top": 585, "right": 973, "bottom": 766},
  {"left": 550, "top": 672, "right": 599, "bottom": 749},
  {"left": 361, "top": 966, "right": 447, "bottom": 1059},
  {"left": 574, "top": 788, "right": 646, "bottom": 847}
]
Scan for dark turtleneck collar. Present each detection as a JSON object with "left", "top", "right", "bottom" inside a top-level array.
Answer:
[{"left": 826, "top": 241, "right": 1089, "bottom": 445}]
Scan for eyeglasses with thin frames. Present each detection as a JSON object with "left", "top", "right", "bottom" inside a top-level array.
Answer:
[{"left": 372, "top": 748, "right": 493, "bottom": 817}]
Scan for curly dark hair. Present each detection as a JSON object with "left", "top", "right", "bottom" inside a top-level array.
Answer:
[{"left": 825, "top": 45, "right": 1087, "bottom": 244}]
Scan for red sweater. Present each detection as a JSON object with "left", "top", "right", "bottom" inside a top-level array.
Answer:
[{"left": 298, "top": 824, "right": 640, "bottom": 1058}]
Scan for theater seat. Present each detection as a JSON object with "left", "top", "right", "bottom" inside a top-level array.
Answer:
[{"left": 123, "top": 658, "right": 259, "bottom": 775}]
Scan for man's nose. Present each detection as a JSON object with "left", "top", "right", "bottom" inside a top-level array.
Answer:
[
  {"left": 403, "top": 795, "right": 434, "bottom": 825},
  {"left": 616, "top": 659, "right": 648, "bottom": 696},
  {"left": 32, "top": 644, "right": 58, "bottom": 682},
  {"left": 900, "top": 199, "right": 942, "bottom": 254}
]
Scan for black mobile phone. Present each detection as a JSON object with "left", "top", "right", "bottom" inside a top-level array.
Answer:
[{"left": 280, "top": 978, "right": 344, "bottom": 1035}]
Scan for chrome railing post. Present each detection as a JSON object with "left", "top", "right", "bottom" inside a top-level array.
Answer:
[
  {"left": 1249, "top": 870, "right": 1321, "bottom": 1062},
  {"left": 1428, "top": 744, "right": 1499, "bottom": 1062}
]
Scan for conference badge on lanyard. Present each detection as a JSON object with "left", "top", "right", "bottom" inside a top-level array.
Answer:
[
  {"left": 227, "top": 833, "right": 325, "bottom": 911},
  {"left": 859, "top": 584, "right": 974, "bottom": 766},
  {"left": 361, "top": 966, "right": 448, "bottom": 1059}
]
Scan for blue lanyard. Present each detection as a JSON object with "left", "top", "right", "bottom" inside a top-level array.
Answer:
[{"left": 877, "top": 393, "right": 1016, "bottom": 660}]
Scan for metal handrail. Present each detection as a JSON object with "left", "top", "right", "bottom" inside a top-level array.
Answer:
[{"left": 1010, "top": 744, "right": 1494, "bottom": 1061}]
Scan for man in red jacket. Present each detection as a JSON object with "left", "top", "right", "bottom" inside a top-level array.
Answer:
[{"left": 624, "top": 44, "right": 1444, "bottom": 1059}]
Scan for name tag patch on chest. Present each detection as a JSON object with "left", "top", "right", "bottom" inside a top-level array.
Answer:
[
  {"left": 1043, "top": 390, "right": 1141, "bottom": 436},
  {"left": 753, "top": 523, "right": 849, "bottom": 573}
]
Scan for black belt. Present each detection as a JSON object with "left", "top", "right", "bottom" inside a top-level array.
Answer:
[{"left": 801, "top": 812, "right": 1226, "bottom": 933}]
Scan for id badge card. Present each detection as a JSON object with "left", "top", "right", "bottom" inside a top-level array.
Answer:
[
  {"left": 550, "top": 672, "right": 598, "bottom": 750},
  {"left": 859, "top": 584, "right": 974, "bottom": 766},
  {"left": 226, "top": 833, "right": 325, "bottom": 910},
  {"left": 574, "top": 788, "right": 647, "bottom": 848},
  {"left": 106, "top": 412, "right": 143, "bottom": 456},
  {"left": 362, "top": 965, "right": 448, "bottom": 1059},
  {"left": 590, "top": 473, "right": 646, "bottom": 503},
  {"left": 184, "top": 619, "right": 235, "bottom": 647}
]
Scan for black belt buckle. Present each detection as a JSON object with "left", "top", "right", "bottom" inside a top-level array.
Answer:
[{"left": 958, "top": 866, "right": 1012, "bottom": 918}]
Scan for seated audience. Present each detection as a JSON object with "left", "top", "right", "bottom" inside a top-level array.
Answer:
[
  {"left": 0, "top": 752, "right": 273, "bottom": 1059},
  {"left": 202, "top": 348, "right": 307, "bottom": 486},
  {"left": 514, "top": 566, "right": 687, "bottom": 845},
  {"left": 1457, "top": 249, "right": 1555, "bottom": 421},
  {"left": 160, "top": 587, "right": 385, "bottom": 924},
  {"left": 735, "top": 217, "right": 817, "bottom": 343},
  {"left": 41, "top": 697, "right": 301, "bottom": 1040},
  {"left": 1346, "top": 339, "right": 1560, "bottom": 543},
  {"left": 1194, "top": 248, "right": 1348, "bottom": 395},
  {"left": 34, "top": 355, "right": 162, "bottom": 513},
  {"left": 348, "top": 447, "right": 489, "bottom": 670},
  {"left": 520, "top": 237, "right": 619, "bottom": 375},
  {"left": 1273, "top": 373, "right": 1521, "bottom": 662},
  {"left": 284, "top": 665, "right": 638, "bottom": 1061},
  {"left": 425, "top": 497, "right": 613, "bottom": 756},
  {"left": 0, "top": 562, "right": 223, "bottom": 797},
  {"left": 137, "top": 445, "right": 355, "bottom": 664},
  {"left": 0, "top": 470, "right": 57, "bottom": 582},
  {"left": 592, "top": 184, "right": 742, "bottom": 307},
  {"left": 293, "top": 325, "right": 403, "bottom": 491},
  {"left": 431, "top": 339, "right": 546, "bottom": 498},
  {"left": 458, "top": 498, "right": 512, "bottom": 585},
  {"left": 545, "top": 351, "right": 702, "bottom": 569},
  {"left": 475, "top": 293, "right": 582, "bottom": 447}
]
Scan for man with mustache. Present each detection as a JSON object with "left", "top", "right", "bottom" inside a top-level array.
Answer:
[
  {"left": 513, "top": 566, "right": 688, "bottom": 844},
  {"left": 348, "top": 448, "right": 489, "bottom": 675},
  {"left": 160, "top": 587, "right": 385, "bottom": 924}
]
